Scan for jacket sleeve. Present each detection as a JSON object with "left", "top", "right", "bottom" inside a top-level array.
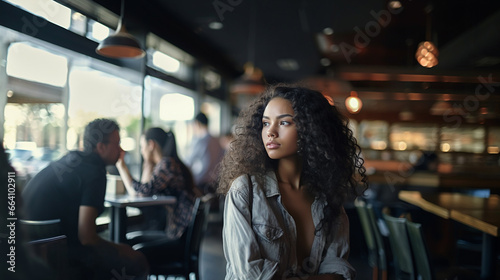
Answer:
[
  {"left": 223, "top": 176, "right": 278, "bottom": 280},
  {"left": 317, "top": 207, "right": 356, "bottom": 279}
]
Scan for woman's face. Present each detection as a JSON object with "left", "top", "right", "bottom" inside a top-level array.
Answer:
[{"left": 261, "top": 97, "right": 298, "bottom": 160}]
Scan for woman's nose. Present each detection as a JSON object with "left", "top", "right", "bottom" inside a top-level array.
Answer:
[{"left": 267, "top": 125, "right": 278, "bottom": 138}]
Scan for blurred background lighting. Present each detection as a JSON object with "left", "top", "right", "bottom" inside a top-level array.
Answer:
[
  {"left": 120, "top": 137, "right": 136, "bottom": 151},
  {"left": 441, "top": 142, "right": 451, "bottom": 152},
  {"left": 345, "top": 91, "right": 362, "bottom": 114},
  {"left": 487, "top": 146, "right": 499, "bottom": 154}
]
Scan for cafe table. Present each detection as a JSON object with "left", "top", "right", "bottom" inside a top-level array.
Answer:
[
  {"left": 398, "top": 191, "right": 500, "bottom": 280},
  {"left": 104, "top": 194, "right": 176, "bottom": 243}
]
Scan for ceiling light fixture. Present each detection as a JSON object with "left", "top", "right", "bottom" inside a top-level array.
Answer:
[
  {"left": 345, "top": 91, "right": 362, "bottom": 114},
  {"left": 96, "top": 0, "right": 145, "bottom": 59},
  {"left": 208, "top": 21, "right": 223, "bottom": 30},
  {"left": 416, "top": 4, "right": 438, "bottom": 68},
  {"left": 230, "top": 1, "right": 266, "bottom": 96},
  {"left": 230, "top": 62, "right": 266, "bottom": 95}
]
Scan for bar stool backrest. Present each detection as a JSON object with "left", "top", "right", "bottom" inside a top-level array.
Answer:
[
  {"left": 354, "top": 199, "right": 378, "bottom": 269},
  {"left": 366, "top": 204, "right": 388, "bottom": 273},
  {"left": 406, "top": 221, "right": 434, "bottom": 280},
  {"left": 383, "top": 213, "right": 415, "bottom": 280}
]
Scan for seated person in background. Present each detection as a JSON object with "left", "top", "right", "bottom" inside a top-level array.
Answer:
[
  {"left": 116, "top": 127, "right": 200, "bottom": 240},
  {"left": 185, "top": 112, "right": 224, "bottom": 194},
  {"left": 22, "top": 118, "right": 149, "bottom": 280}
]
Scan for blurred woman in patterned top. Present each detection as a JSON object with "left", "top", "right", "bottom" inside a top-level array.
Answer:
[{"left": 116, "top": 127, "right": 201, "bottom": 239}]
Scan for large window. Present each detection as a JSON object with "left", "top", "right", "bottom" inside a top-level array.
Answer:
[
  {"left": 67, "top": 64, "right": 143, "bottom": 175},
  {"left": 3, "top": 38, "right": 144, "bottom": 186},
  {"left": 4, "top": 42, "right": 68, "bottom": 188},
  {"left": 7, "top": 42, "right": 68, "bottom": 87},
  {"left": 144, "top": 76, "right": 198, "bottom": 159}
]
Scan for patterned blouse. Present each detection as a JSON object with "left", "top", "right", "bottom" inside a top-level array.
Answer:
[{"left": 132, "top": 157, "right": 196, "bottom": 239}]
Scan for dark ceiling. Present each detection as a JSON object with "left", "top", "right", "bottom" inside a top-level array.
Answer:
[{"left": 86, "top": 0, "right": 500, "bottom": 123}]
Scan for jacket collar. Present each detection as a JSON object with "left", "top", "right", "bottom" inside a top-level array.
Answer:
[{"left": 262, "top": 171, "right": 280, "bottom": 198}]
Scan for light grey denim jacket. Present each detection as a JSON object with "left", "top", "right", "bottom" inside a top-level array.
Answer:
[{"left": 223, "top": 172, "right": 355, "bottom": 280}]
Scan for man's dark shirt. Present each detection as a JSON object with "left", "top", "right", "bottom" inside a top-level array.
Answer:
[{"left": 22, "top": 151, "right": 107, "bottom": 256}]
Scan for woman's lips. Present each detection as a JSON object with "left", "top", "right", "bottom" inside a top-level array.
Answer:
[{"left": 266, "top": 142, "right": 280, "bottom": 149}]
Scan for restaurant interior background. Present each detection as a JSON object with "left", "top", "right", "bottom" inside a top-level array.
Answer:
[
  {"left": 1, "top": 0, "right": 499, "bottom": 192},
  {"left": 0, "top": 0, "right": 499, "bottom": 278}
]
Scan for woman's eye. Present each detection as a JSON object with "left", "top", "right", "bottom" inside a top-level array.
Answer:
[
  {"left": 280, "top": 121, "right": 290, "bottom": 125},
  {"left": 262, "top": 121, "right": 269, "bottom": 127}
]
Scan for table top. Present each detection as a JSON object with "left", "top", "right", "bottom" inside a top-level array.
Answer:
[
  {"left": 450, "top": 209, "right": 500, "bottom": 237},
  {"left": 399, "top": 190, "right": 500, "bottom": 236},
  {"left": 398, "top": 191, "right": 500, "bottom": 219},
  {"left": 105, "top": 194, "right": 176, "bottom": 208}
]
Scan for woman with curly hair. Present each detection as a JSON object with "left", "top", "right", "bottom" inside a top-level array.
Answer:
[{"left": 217, "top": 84, "right": 367, "bottom": 280}]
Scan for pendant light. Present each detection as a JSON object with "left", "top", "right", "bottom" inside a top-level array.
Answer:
[
  {"left": 96, "top": 0, "right": 145, "bottom": 59},
  {"left": 345, "top": 91, "right": 362, "bottom": 114},
  {"left": 415, "top": 4, "right": 438, "bottom": 68},
  {"left": 230, "top": 0, "right": 266, "bottom": 95}
]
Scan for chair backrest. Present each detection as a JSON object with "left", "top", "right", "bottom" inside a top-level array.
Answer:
[
  {"left": 366, "top": 204, "right": 388, "bottom": 272},
  {"left": 406, "top": 221, "right": 434, "bottom": 280},
  {"left": 184, "top": 194, "right": 214, "bottom": 268},
  {"left": 383, "top": 213, "right": 415, "bottom": 280},
  {"left": 19, "top": 219, "right": 68, "bottom": 279},
  {"left": 354, "top": 199, "right": 378, "bottom": 268},
  {"left": 19, "top": 219, "right": 61, "bottom": 241}
]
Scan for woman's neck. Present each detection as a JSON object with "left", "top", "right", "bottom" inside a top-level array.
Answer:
[{"left": 276, "top": 156, "right": 302, "bottom": 190}]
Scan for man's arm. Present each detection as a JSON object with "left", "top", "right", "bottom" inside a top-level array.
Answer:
[{"left": 78, "top": 205, "right": 114, "bottom": 245}]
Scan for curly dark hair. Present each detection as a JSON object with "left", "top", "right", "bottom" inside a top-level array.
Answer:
[{"left": 217, "top": 84, "right": 367, "bottom": 233}]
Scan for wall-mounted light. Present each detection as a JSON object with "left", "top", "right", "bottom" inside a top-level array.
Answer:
[
  {"left": 96, "top": 0, "right": 145, "bottom": 59},
  {"left": 345, "top": 91, "right": 362, "bottom": 114}
]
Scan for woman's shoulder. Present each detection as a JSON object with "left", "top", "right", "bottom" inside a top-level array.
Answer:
[
  {"left": 228, "top": 174, "right": 251, "bottom": 193},
  {"left": 227, "top": 172, "right": 277, "bottom": 196}
]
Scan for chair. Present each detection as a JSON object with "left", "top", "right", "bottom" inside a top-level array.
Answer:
[
  {"left": 406, "top": 220, "right": 479, "bottom": 280},
  {"left": 19, "top": 219, "right": 69, "bottom": 280},
  {"left": 382, "top": 213, "right": 415, "bottom": 280},
  {"left": 405, "top": 221, "right": 434, "bottom": 280},
  {"left": 355, "top": 199, "right": 388, "bottom": 280},
  {"left": 366, "top": 203, "right": 389, "bottom": 280},
  {"left": 19, "top": 219, "right": 62, "bottom": 240},
  {"left": 132, "top": 194, "right": 214, "bottom": 279}
]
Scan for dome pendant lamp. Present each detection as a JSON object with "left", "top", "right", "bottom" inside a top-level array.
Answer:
[{"left": 96, "top": 0, "right": 145, "bottom": 59}]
